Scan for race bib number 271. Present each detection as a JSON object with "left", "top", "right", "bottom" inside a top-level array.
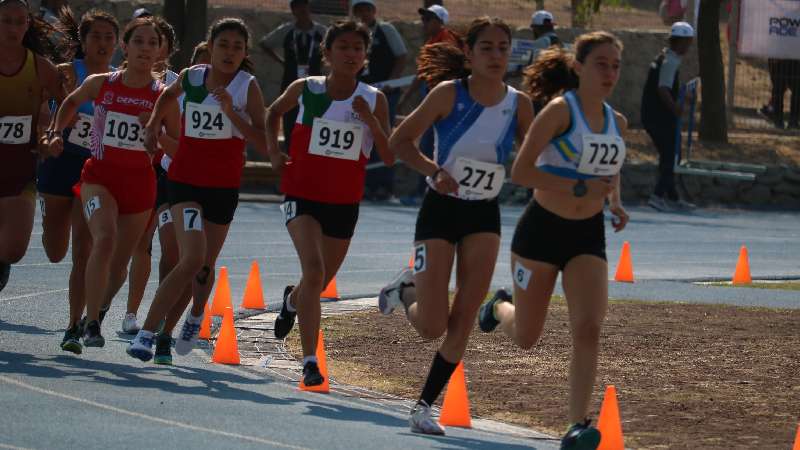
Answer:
[{"left": 453, "top": 157, "right": 505, "bottom": 201}]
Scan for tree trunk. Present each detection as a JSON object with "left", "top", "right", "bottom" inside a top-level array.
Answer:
[
  {"left": 163, "top": 0, "right": 186, "bottom": 67},
  {"left": 183, "top": 0, "right": 207, "bottom": 66},
  {"left": 697, "top": 0, "right": 728, "bottom": 143},
  {"left": 571, "top": 0, "right": 587, "bottom": 27}
]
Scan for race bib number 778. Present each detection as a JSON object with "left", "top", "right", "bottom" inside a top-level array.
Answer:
[{"left": 0, "top": 115, "right": 32, "bottom": 145}]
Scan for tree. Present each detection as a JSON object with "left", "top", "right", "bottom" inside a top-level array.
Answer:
[
  {"left": 697, "top": 0, "right": 728, "bottom": 143},
  {"left": 570, "top": 0, "right": 620, "bottom": 28},
  {"left": 163, "top": 0, "right": 207, "bottom": 68}
]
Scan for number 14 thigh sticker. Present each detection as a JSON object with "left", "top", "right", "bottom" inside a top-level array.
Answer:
[
  {"left": 577, "top": 134, "right": 626, "bottom": 176},
  {"left": 182, "top": 208, "right": 202, "bottom": 231}
]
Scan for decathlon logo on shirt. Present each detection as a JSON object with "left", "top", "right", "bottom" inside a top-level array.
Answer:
[{"left": 115, "top": 96, "right": 154, "bottom": 109}]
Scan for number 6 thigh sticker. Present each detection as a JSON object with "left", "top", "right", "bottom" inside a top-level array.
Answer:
[
  {"left": 413, "top": 243, "right": 427, "bottom": 274},
  {"left": 84, "top": 196, "right": 100, "bottom": 220},
  {"left": 158, "top": 209, "right": 173, "bottom": 229},
  {"left": 513, "top": 260, "right": 533, "bottom": 290},
  {"left": 182, "top": 208, "right": 202, "bottom": 231}
]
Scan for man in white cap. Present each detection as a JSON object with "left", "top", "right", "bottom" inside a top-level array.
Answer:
[
  {"left": 526, "top": 10, "right": 561, "bottom": 66},
  {"left": 641, "top": 21, "right": 695, "bottom": 212}
]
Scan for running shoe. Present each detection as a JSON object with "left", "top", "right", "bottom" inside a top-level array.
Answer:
[
  {"left": 560, "top": 419, "right": 601, "bottom": 450},
  {"left": 127, "top": 330, "right": 155, "bottom": 362},
  {"left": 478, "top": 288, "right": 512, "bottom": 332},
  {"left": 83, "top": 320, "right": 105, "bottom": 347},
  {"left": 0, "top": 261, "right": 9, "bottom": 293},
  {"left": 668, "top": 198, "right": 696, "bottom": 211},
  {"left": 302, "top": 360, "right": 325, "bottom": 387},
  {"left": 409, "top": 400, "right": 445, "bottom": 435},
  {"left": 122, "top": 313, "right": 140, "bottom": 334},
  {"left": 98, "top": 304, "right": 111, "bottom": 325},
  {"left": 174, "top": 313, "right": 202, "bottom": 356},
  {"left": 378, "top": 268, "right": 413, "bottom": 315},
  {"left": 647, "top": 194, "right": 672, "bottom": 212},
  {"left": 274, "top": 285, "right": 296, "bottom": 339},
  {"left": 60, "top": 324, "right": 83, "bottom": 354},
  {"left": 153, "top": 333, "right": 173, "bottom": 365}
]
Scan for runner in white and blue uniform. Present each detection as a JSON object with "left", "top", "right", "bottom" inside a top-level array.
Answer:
[
  {"left": 478, "top": 31, "right": 630, "bottom": 450},
  {"left": 379, "top": 17, "right": 533, "bottom": 436}
]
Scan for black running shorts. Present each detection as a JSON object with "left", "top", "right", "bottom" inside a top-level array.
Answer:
[
  {"left": 414, "top": 188, "right": 501, "bottom": 244},
  {"left": 167, "top": 180, "right": 239, "bottom": 226},
  {"left": 282, "top": 196, "right": 360, "bottom": 240}
]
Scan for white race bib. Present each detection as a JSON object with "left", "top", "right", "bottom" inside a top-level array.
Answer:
[
  {"left": 453, "top": 157, "right": 505, "bottom": 200},
  {"left": 67, "top": 113, "right": 93, "bottom": 149},
  {"left": 577, "top": 134, "right": 626, "bottom": 176},
  {"left": 102, "top": 111, "right": 145, "bottom": 151},
  {"left": 0, "top": 115, "right": 32, "bottom": 145},
  {"left": 185, "top": 102, "right": 232, "bottom": 140},
  {"left": 308, "top": 118, "right": 363, "bottom": 161}
]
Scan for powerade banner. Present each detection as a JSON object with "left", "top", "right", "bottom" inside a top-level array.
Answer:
[{"left": 739, "top": 0, "right": 800, "bottom": 60}]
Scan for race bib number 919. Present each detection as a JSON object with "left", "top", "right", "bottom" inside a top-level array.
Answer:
[
  {"left": 308, "top": 118, "right": 363, "bottom": 161},
  {"left": 102, "top": 111, "right": 145, "bottom": 151},
  {"left": 577, "top": 134, "right": 625, "bottom": 176},
  {"left": 185, "top": 102, "right": 232, "bottom": 139},
  {"left": 0, "top": 115, "right": 32, "bottom": 145},
  {"left": 453, "top": 157, "right": 505, "bottom": 200}
]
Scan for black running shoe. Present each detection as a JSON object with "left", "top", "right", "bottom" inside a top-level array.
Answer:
[
  {"left": 0, "top": 261, "right": 10, "bottom": 293},
  {"left": 560, "top": 419, "right": 601, "bottom": 450},
  {"left": 153, "top": 333, "right": 173, "bottom": 365},
  {"left": 478, "top": 288, "right": 512, "bottom": 333},
  {"left": 274, "top": 285, "right": 296, "bottom": 339},
  {"left": 98, "top": 304, "right": 111, "bottom": 325},
  {"left": 302, "top": 361, "right": 324, "bottom": 387},
  {"left": 60, "top": 324, "right": 83, "bottom": 354},
  {"left": 83, "top": 320, "right": 105, "bottom": 347}
]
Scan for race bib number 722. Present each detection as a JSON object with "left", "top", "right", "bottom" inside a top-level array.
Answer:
[
  {"left": 577, "top": 134, "right": 626, "bottom": 176},
  {"left": 0, "top": 115, "right": 32, "bottom": 145},
  {"left": 308, "top": 118, "right": 363, "bottom": 161}
]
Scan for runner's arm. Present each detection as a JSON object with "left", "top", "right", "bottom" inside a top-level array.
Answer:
[
  {"left": 145, "top": 68, "right": 186, "bottom": 131},
  {"left": 265, "top": 78, "right": 304, "bottom": 157},
  {"left": 159, "top": 96, "right": 181, "bottom": 157},
  {"left": 356, "top": 91, "right": 393, "bottom": 166},
  {"left": 51, "top": 74, "right": 106, "bottom": 134},
  {"left": 515, "top": 92, "right": 534, "bottom": 143},
  {"left": 238, "top": 78, "right": 269, "bottom": 158}
]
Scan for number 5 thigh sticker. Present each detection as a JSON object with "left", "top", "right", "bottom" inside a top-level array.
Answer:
[
  {"left": 182, "top": 208, "right": 202, "bottom": 231},
  {"left": 513, "top": 260, "right": 533, "bottom": 290},
  {"left": 413, "top": 243, "right": 427, "bottom": 274},
  {"left": 84, "top": 196, "right": 101, "bottom": 220},
  {"left": 158, "top": 209, "right": 173, "bottom": 229}
]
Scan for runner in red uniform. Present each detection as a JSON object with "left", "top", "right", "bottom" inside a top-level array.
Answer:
[{"left": 47, "top": 17, "right": 180, "bottom": 348}]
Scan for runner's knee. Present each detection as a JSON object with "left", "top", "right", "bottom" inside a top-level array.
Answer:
[
  {"left": 194, "top": 265, "right": 212, "bottom": 285},
  {"left": 572, "top": 319, "right": 602, "bottom": 347}
]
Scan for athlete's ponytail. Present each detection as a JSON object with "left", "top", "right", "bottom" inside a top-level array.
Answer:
[
  {"left": 524, "top": 31, "right": 622, "bottom": 107},
  {"left": 207, "top": 18, "right": 254, "bottom": 73},
  {"left": 417, "top": 16, "right": 511, "bottom": 89},
  {"left": 56, "top": 7, "right": 119, "bottom": 61}
]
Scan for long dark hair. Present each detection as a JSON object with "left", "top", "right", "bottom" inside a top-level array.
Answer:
[
  {"left": 207, "top": 18, "right": 254, "bottom": 73},
  {"left": 0, "top": 1, "right": 62, "bottom": 60},
  {"left": 56, "top": 6, "right": 119, "bottom": 60},
  {"left": 416, "top": 16, "right": 511, "bottom": 89},
  {"left": 152, "top": 15, "right": 178, "bottom": 59},
  {"left": 523, "top": 31, "right": 622, "bottom": 106}
]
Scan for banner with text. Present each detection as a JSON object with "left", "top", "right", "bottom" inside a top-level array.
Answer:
[{"left": 739, "top": 0, "right": 800, "bottom": 60}]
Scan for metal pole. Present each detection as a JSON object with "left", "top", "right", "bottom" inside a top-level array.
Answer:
[{"left": 726, "top": 0, "right": 740, "bottom": 128}]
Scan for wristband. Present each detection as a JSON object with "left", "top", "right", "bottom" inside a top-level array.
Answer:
[{"left": 431, "top": 167, "right": 444, "bottom": 180}]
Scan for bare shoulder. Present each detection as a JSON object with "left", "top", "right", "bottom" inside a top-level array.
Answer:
[{"left": 613, "top": 110, "right": 628, "bottom": 133}]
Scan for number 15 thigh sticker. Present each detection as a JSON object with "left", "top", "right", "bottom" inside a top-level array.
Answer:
[
  {"left": 308, "top": 118, "right": 363, "bottom": 161},
  {"left": 182, "top": 208, "right": 202, "bottom": 231},
  {"left": 578, "top": 134, "right": 626, "bottom": 176},
  {"left": 84, "top": 196, "right": 101, "bottom": 220}
]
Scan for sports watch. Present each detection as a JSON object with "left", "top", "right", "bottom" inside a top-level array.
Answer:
[{"left": 573, "top": 179, "right": 587, "bottom": 197}]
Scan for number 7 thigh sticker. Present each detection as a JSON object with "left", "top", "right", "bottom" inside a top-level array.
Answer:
[
  {"left": 158, "top": 209, "right": 173, "bottom": 229},
  {"left": 182, "top": 208, "right": 202, "bottom": 231},
  {"left": 413, "top": 243, "right": 427, "bottom": 274},
  {"left": 84, "top": 196, "right": 101, "bottom": 220},
  {"left": 513, "top": 260, "right": 533, "bottom": 290}
]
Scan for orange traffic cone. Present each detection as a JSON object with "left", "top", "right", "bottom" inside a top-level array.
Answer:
[
  {"left": 614, "top": 241, "right": 634, "bottom": 283},
  {"left": 211, "top": 306, "right": 240, "bottom": 365},
  {"left": 597, "top": 385, "right": 625, "bottom": 450},
  {"left": 732, "top": 245, "right": 752, "bottom": 285},
  {"left": 241, "top": 260, "right": 265, "bottom": 309},
  {"left": 408, "top": 253, "right": 414, "bottom": 269},
  {"left": 439, "top": 361, "right": 472, "bottom": 428},
  {"left": 198, "top": 303, "right": 212, "bottom": 340},
  {"left": 210, "top": 266, "right": 233, "bottom": 316},
  {"left": 299, "top": 329, "right": 330, "bottom": 393},
  {"left": 792, "top": 423, "right": 800, "bottom": 450},
  {"left": 320, "top": 277, "right": 338, "bottom": 300}
]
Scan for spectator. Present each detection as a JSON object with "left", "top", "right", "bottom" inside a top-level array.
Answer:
[
  {"left": 528, "top": 10, "right": 561, "bottom": 67},
  {"left": 260, "top": 0, "right": 326, "bottom": 148},
  {"left": 352, "top": 0, "right": 408, "bottom": 201},
  {"left": 641, "top": 21, "right": 695, "bottom": 212},
  {"left": 761, "top": 59, "right": 800, "bottom": 130},
  {"left": 659, "top": 0, "right": 687, "bottom": 25}
]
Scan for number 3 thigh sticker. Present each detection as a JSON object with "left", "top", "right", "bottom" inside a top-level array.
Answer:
[
  {"left": 158, "top": 209, "right": 173, "bottom": 229},
  {"left": 513, "top": 260, "right": 533, "bottom": 290},
  {"left": 182, "top": 208, "right": 202, "bottom": 231},
  {"left": 84, "top": 196, "right": 101, "bottom": 220},
  {"left": 413, "top": 243, "right": 427, "bottom": 274}
]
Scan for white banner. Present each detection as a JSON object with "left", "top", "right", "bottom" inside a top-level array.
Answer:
[{"left": 738, "top": 0, "right": 800, "bottom": 60}]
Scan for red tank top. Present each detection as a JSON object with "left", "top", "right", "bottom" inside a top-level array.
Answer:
[{"left": 92, "top": 71, "right": 163, "bottom": 169}]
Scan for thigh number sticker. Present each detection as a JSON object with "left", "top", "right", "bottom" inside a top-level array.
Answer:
[
  {"left": 513, "top": 260, "right": 532, "bottom": 290},
  {"left": 158, "top": 209, "right": 173, "bottom": 228},
  {"left": 183, "top": 208, "right": 202, "bottom": 231},
  {"left": 281, "top": 201, "right": 297, "bottom": 222},
  {"left": 84, "top": 196, "right": 101, "bottom": 220},
  {"left": 413, "top": 243, "right": 427, "bottom": 274}
]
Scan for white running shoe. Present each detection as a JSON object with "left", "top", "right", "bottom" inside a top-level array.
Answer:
[
  {"left": 122, "top": 313, "right": 140, "bottom": 334},
  {"left": 174, "top": 313, "right": 202, "bottom": 356},
  {"left": 647, "top": 194, "right": 672, "bottom": 212},
  {"left": 126, "top": 330, "right": 154, "bottom": 362},
  {"left": 378, "top": 268, "right": 413, "bottom": 315},
  {"left": 409, "top": 401, "right": 445, "bottom": 435}
]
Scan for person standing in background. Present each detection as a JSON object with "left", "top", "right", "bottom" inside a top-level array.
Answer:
[
  {"left": 260, "top": 0, "right": 326, "bottom": 149},
  {"left": 352, "top": 0, "right": 408, "bottom": 201}
]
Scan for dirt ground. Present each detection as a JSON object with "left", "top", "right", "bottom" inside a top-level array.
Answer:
[{"left": 287, "top": 299, "right": 800, "bottom": 449}]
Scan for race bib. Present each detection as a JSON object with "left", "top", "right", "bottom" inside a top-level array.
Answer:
[
  {"left": 453, "top": 157, "right": 505, "bottom": 200},
  {"left": 0, "top": 115, "right": 32, "bottom": 145},
  {"left": 308, "top": 118, "right": 363, "bottom": 161},
  {"left": 102, "top": 111, "right": 145, "bottom": 151},
  {"left": 297, "top": 65, "right": 309, "bottom": 78},
  {"left": 67, "top": 113, "right": 93, "bottom": 149},
  {"left": 577, "top": 134, "right": 626, "bottom": 176},
  {"left": 185, "top": 102, "right": 232, "bottom": 140}
]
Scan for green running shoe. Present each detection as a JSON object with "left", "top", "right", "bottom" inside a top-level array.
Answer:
[
  {"left": 153, "top": 333, "right": 173, "bottom": 365},
  {"left": 60, "top": 324, "right": 83, "bottom": 354}
]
